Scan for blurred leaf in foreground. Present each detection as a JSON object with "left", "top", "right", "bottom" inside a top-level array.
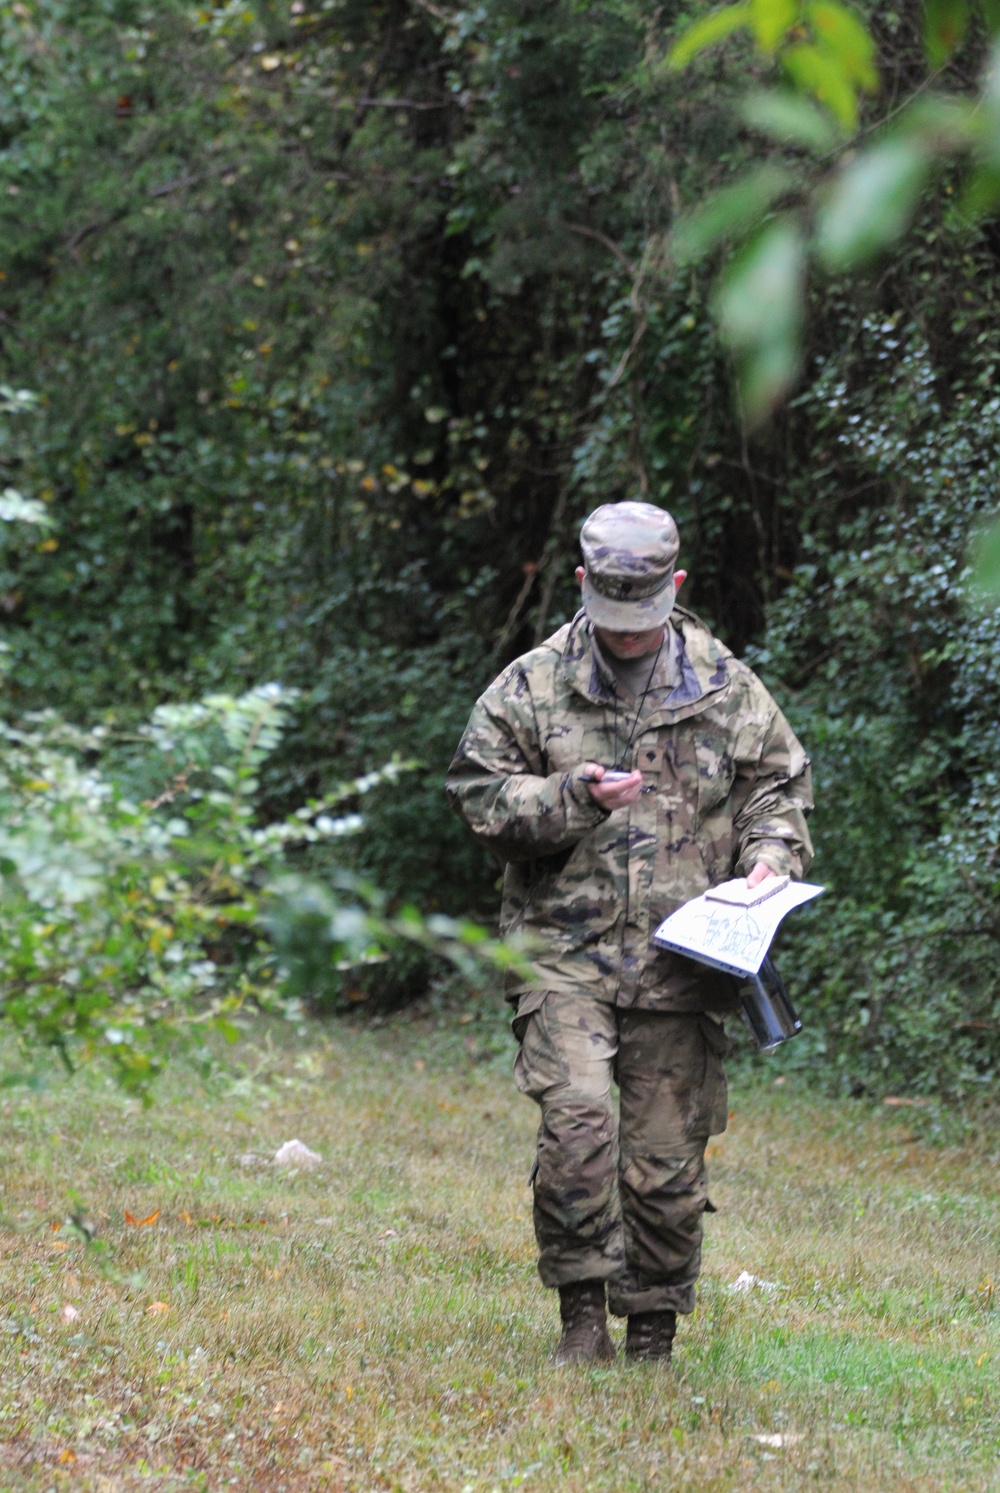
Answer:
[
  {"left": 670, "top": 163, "right": 797, "bottom": 265},
  {"left": 808, "top": 1, "right": 878, "bottom": 91},
  {"left": 969, "top": 513, "right": 1000, "bottom": 601},
  {"left": 740, "top": 89, "right": 840, "bottom": 151},
  {"left": 714, "top": 216, "right": 806, "bottom": 424},
  {"left": 924, "top": 0, "right": 971, "bottom": 67},
  {"left": 817, "top": 137, "right": 932, "bottom": 269},
  {"left": 668, "top": 4, "right": 750, "bottom": 70}
]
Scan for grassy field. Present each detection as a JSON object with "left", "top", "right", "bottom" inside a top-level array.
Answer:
[{"left": 0, "top": 1004, "right": 997, "bottom": 1493}]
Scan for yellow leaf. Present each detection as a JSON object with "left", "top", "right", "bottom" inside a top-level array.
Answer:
[
  {"left": 37, "top": 538, "right": 58, "bottom": 553},
  {"left": 260, "top": 54, "right": 281, "bottom": 70},
  {"left": 146, "top": 1300, "right": 170, "bottom": 1315},
  {"left": 668, "top": 4, "right": 750, "bottom": 69},
  {"left": 808, "top": 1, "right": 878, "bottom": 91},
  {"left": 148, "top": 924, "right": 174, "bottom": 953},
  {"left": 783, "top": 41, "right": 857, "bottom": 131},
  {"left": 750, "top": 0, "right": 797, "bottom": 53},
  {"left": 58, "top": 1449, "right": 76, "bottom": 1465},
  {"left": 125, "top": 1209, "right": 161, "bottom": 1227}
]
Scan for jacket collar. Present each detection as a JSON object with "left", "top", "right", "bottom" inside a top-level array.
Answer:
[{"left": 558, "top": 606, "right": 733, "bottom": 722}]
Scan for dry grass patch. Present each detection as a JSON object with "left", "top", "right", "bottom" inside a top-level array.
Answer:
[{"left": 0, "top": 1011, "right": 996, "bottom": 1492}]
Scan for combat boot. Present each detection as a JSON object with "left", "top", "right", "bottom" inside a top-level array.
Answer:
[
  {"left": 551, "top": 1279, "right": 616, "bottom": 1366},
  {"left": 624, "top": 1309, "right": 676, "bottom": 1363}
]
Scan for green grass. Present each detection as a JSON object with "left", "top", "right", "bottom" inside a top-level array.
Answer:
[{"left": 0, "top": 1005, "right": 997, "bottom": 1492}]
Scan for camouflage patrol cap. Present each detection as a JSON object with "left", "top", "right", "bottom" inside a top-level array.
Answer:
[{"left": 579, "top": 501, "right": 680, "bottom": 630}]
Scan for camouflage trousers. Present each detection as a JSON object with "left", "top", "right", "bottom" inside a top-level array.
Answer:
[{"left": 514, "top": 991, "right": 730, "bottom": 1317}]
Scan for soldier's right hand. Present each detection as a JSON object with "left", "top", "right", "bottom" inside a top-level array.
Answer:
[{"left": 582, "top": 762, "right": 644, "bottom": 809}]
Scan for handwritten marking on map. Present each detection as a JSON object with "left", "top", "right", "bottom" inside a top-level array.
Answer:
[{"left": 653, "top": 882, "right": 825, "bottom": 976}]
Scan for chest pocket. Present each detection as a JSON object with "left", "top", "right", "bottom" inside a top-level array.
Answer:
[
  {"left": 694, "top": 723, "right": 738, "bottom": 813},
  {"left": 539, "top": 722, "right": 588, "bottom": 774}
]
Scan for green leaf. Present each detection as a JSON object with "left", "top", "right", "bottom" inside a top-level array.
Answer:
[
  {"left": 668, "top": 4, "right": 750, "bottom": 69},
  {"left": 980, "top": 43, "right": 1000, "bottom": 163},
  {"left": 816, "top": 137, "right": 933, "bottom": 269},
  {"left": 713, "top": 217, "right": 806, "bottom": 423},
  {"left": 980, "top": 0, "right": 1000, "bottom": 35},
  {"left": 924, "top": 0, "right": 970, "bottom": 66},
  {"left": 807, "top": 2, "right": 878, "bottom": 90},
  {"left": 902, "top": 92, "right": 978, "bottom": 146},
  {"left": 741, "top": 89, "right": 840, "bottom": 150},
  {"left": 956, "top": 164, "right": 1000, "bottom": 221},
  {"left": 750, "top": 0, "right": 798, "bottom": 53},
  {"left": 969, "top": 514, "right": 1000, "bottom": 600},
  {"left": 783, "top": 42, "right": 859, "bottom": 131},
  {"left": 671, "top": 163, "right": 798, "bottom": 265},
  {"left": 737, "top": 336, "right": 804, "bottom": 426},
  {"left": 715, "top": 218, "right": 806, "bottom": 347}
]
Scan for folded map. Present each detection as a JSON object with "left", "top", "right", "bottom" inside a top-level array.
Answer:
[
  {"left": 704, "top": 874, "right": 790, "bottom": 908},
  {"left": 653, "top": 879, "right": 825, "bottom": 978}
]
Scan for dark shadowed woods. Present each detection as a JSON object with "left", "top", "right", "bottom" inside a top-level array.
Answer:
[{"left": 1, "top": 0, "right": 1000, "bottom": 1106}]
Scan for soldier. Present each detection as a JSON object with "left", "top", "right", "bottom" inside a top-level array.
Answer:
[{"left": 446, "top": 501, "right": 813, "bottom": 1365}]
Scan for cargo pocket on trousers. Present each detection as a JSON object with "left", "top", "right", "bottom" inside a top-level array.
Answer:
[
  {"left": 511, "top": 987, "right": 548, "bottom": 1048},
  {"left": 512, "top": 990, "right": 560, "bottom": 1097},
  {"left": 697, "top": 1014, "right": 731, "bottom": 1138}
]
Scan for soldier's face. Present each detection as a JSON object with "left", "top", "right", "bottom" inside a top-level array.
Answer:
[
  {"left": 594, "top": 626, "right": 665, "bottom": 659},
  {"left": 575, "top": 566, "right": 687, "bottom": 658}
]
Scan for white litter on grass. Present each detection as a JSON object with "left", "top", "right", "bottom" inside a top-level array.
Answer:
[
  {"left": 273, "top": 1139, "right": 322, "bottom": 1170},
  {"left": 751, "top": 1433, "right": 803, "bottom": 1448},
  {"left": 61, "top": 1304, "right": 80, "bottom": 1323},
  {"left": 730, "top": 1270, "right": 780, "bottom": 1294}
]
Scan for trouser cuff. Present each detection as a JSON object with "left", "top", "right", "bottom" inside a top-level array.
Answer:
[
  {"left": 607, "top": 1280, "right": 697, "bottom": 1317},
  {"left": 538, "top": 1248, "right": 622, "bottom": 1289}
]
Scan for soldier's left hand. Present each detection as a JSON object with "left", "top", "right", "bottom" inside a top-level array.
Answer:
[{"left": 747, "top": 862, "right": 780, "bottom": 888}]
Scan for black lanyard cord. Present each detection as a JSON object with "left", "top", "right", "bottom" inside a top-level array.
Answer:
[{"left": 611, "top": 632, "right": 665, "bottom": 772}]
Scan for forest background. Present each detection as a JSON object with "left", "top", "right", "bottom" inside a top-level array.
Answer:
[{"left": 1, "top": 0, "right": 999, "bottom": 1108}]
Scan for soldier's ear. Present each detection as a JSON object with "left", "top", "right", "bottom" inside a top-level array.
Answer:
[
  {"left": 575, "top": 565, "right": 586, "bottom": 589},
  {"left": 673, "top": 569, "right": 687, "bottom": 594}
]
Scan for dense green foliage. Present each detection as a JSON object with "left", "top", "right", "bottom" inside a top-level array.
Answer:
[
  {"left": 0, "top": 648, "right": 519, "bottom": 1094},
  {"left": 1, "top": 0, "right": 999, "bottom": 1102}
]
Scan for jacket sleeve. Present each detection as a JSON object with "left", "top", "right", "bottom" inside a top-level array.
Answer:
[
  {"left": 730, "top": 685, "right": 814, "bottom": 880},
  {"left": 445, "top": 665, "right": 609, "bottom": 863}
]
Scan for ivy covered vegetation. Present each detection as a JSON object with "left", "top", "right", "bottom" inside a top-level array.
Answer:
[{"left": 1, "top": 0, "right": 999, "bottom": 1104}]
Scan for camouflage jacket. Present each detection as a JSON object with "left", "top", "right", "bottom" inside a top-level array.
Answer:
[{"left": 446, "top": 606, "right": 814, "bottom": 1015}]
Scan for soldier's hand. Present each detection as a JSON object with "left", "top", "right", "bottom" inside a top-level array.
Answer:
[
  {"left": 747, "top": 861, "right": 780, "bottom": 888},
  {"left": 582, "top": 762, "right": 644, "bottom": 809}
]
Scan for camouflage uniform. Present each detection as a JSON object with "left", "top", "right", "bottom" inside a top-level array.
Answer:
[{"left": 446, "top": 575, "right": 813, "bottom": 1318}]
